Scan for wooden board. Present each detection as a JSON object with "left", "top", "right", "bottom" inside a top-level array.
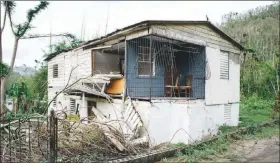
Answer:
[
  {"left": 91, "top": 50, "right": 94, "bottom": 73},
  {"left": 105, "top": 78, "right": 125, "bottom": 94}
]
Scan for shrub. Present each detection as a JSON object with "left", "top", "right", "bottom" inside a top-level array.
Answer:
[{"left": 239, "top": 94, "right": 274, "bottom": 126}]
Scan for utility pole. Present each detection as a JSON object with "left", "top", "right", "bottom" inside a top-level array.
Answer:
[
  {"left": 105, "top": 5, "right": 110, "bottom": 35},
  {"left": 50, "top": 20, "right": 52, "bottom": 54}
]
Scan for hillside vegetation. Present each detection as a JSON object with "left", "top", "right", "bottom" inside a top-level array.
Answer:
[{"left": 220, "top": 2, "right": 279, "bottom": 125}]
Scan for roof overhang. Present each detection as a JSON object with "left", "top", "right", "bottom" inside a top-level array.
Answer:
[{"left": 45, "top": 20, "right": 244, "bottom": 62}]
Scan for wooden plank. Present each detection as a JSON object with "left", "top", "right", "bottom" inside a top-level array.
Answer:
[
  {"left": 176, "top": 25, "right": 235, "bottom": 46},
  {"left": 105, "top": 78, "right": 125, "bottom": 94},
  {"left": 152, "top": 25, "right": 241, "bottom": 54},
  {"left": 91, "top": 50, "right": 94, "bottom": 73},
  {"left": 92, "top": 107, "right": 126, "bottom": 151},
  {"left": 130, "top": 113, "right": 139, "bottom": 128},
  {"left": 129, "top": 136, "right": 148, "bottom": 146},
  {"left": 155, "top": 25, "right": 238, "bottom": 51},
  {"left": 123, "top": 102, "right": 133, "bottom": 120},
  {"left": 126, "top": 29, "right": 149, "bottom": 40},
  {"left": 151, "top": 27, "right": 206, "bottom": 46}
]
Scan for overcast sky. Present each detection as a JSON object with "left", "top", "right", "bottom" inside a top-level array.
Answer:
[{"left": 1, "top": 1, "right": 274, "bottom": 68}]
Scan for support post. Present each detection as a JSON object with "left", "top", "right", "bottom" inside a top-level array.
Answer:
[
  {"left": 49, "top": 110, "right": 56, "bottom": 163},
  {"left": 149, "top": 35, "right": 152, "bottom": 100},
  {"left": 81, "top": 92, "right": 88, "bottom": 123}
]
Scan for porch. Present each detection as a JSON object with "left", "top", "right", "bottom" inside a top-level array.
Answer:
[{"left": 126, "top": 35, "right": 206, "bottom": 100}]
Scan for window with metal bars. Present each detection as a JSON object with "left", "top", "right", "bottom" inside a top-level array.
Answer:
[
  {"left": 138, "top": 46, "right": 155, "bottom": 76},
  {"left": 220, "top": 51, "right": 229, "bottom": 79},
  {"left": 53, "top": 64, "right": 58, "bottom": 78}
]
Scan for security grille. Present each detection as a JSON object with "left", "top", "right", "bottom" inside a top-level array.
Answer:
[{"left": 126, "top": 35, "right": 206, "bottom": 99}]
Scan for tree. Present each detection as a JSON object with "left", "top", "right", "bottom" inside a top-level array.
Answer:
[
  {"left": 220, "top": 2, "right": 279, "bottom": 99},
  {"left": 0, "top": 1, "right": 50, "bottom": 118},
  {"left": 43, "top": 35, "right": 84, "bottom": 59}
]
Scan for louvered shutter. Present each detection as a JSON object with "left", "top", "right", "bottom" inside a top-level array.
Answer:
[
  {"left": 220, "top": 52, "right": 229, "bottom": 79},
  {"left": 69, "top": 99, "right": 76, "bottom": 114}
]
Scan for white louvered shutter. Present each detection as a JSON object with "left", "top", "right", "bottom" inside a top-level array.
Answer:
[
  {"left": 220, "top": 51, "right": 229, "bottom": 79},
  {"left": 69, "top": 99, "right": 76, "bottom": 114}
]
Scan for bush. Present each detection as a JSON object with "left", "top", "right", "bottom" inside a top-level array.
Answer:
[
  {"left": 239, "top": 94, "right": 274, "bottom": 126},
  {"left": 0, "top": 63, "right": 10, "bottom": 77}
]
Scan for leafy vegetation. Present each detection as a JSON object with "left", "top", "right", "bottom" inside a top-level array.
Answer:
[
  {"left": 43, "top": 35, "right": 84, "bottom": 59},
  {"left": 0, "top": 63, "right": 9, "bottom": 77},
  {"left": 5, "top": 34, "right": 83, "bottom": 116},
  {"left": 220, "top": 2, "right": 279, "bottom": 100},
  {"left": 220, "top": 2, "right": 280, "bottom": 126},
  {"left": 5, "top": 66, "right": 48, "bottom": 116},
  {"left": 1, "top": 1, "right": 50, "bottom": 118},
  {"left": 239, "top": 94, "right": 274, "bottom": 127}
]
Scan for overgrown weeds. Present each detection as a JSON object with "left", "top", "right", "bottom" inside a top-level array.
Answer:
[
  {"left": 239, "top": 94, "right": 275, "bottom": 127},
  {"left": 164, "top": 122, "right": 279, "bottom": 163}
]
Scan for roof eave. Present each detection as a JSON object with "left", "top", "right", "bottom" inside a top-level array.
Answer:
[
  {"left": 45, "top": 20, "right": 244, "bottom": 62},
  {"left": 206, "top": 22, "right": 244, "bottom": 50}
]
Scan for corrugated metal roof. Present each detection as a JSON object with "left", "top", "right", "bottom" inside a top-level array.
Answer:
[{"left": 45, "top": 20, "right": 244, "bottom": 61}]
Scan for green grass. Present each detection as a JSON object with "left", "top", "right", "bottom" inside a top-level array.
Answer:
[
  {"left": 239, "top": 94, "right": 275, "bottom": 127},
  {"left": 243, "top": 124, "right": 279, "bottom": 139}
]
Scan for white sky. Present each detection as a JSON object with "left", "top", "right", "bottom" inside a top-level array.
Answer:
[{"left": 1, "top": 1, "right": 274, "bottom": 68}]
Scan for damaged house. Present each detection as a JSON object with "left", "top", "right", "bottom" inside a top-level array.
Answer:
[{"left": 45, "top": 20, "right": 243, "bottom": 146}]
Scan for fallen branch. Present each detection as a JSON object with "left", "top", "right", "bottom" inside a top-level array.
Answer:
[{"left": 20, "top": 33, "right": 74, "bottom": 39}]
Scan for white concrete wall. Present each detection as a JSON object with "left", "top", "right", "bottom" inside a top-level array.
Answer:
[
  {"left": 205, "top": 46, "right": 222, "bottom": 105},
  {"left": 205, "top": 46, "right": 240, "bottom": 105},
  {"left": 189, "top": 103, "right": 224, "bottom": 141},
  {"left": 80, "top": 98, "right": 239, "bottom": 146},
  {"left": 113, "top": 99, "right": 239, "bottom": 146},
  {"left": 96, "top": 99, "right": 123, "bottom": 120},
  {"left": 147, "top": 101, "right": 191, "bottom": 146}
]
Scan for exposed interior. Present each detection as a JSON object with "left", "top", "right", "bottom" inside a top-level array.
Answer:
[
  {"left": 126, "top": 35, "right": 206, "bottom": 99},
  {"left": 92, "top": 42, "right": 125, "bottom": 75}
]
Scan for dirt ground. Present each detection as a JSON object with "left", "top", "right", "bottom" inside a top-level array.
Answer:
[{"left": 214, "top": 136, "right": 279, "bottom": 162}]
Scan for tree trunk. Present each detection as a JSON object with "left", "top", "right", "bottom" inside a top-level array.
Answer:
[
  {"left": 0, "top": 6, "right": 2, "bottom": 119},
  {"left": 9, "top": 38, "right": 19, "bottom": 70},
  {"left": 0, "top": 78, "right": 6, "bottom": 119},
  {"left": 0, "top": 37, "right": 19, "bottom": 119}
]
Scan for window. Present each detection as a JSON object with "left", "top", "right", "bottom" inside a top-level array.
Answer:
[
  {"left": 220, "top": 51, "right": 229, "bottom": 79},
  {"left": 70, "top": 98, "right": 76, "bottom": 114},
  {"left": 53, "top": 64, "right": 58, "bottom": 78},
  {"left": 138, "top": 46, "right": 155, "bottom": 76},
  {"left": 53, "top": 98, "right": 57, "bottom": 107}
]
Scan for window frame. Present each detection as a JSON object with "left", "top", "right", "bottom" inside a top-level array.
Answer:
[{"left": 137, "top": 46, "right": 156, "bottom": 77}]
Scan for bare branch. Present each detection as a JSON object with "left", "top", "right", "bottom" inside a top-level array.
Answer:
[{"left": 20, "top": 33, "right": 74, "bottom": 40}]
